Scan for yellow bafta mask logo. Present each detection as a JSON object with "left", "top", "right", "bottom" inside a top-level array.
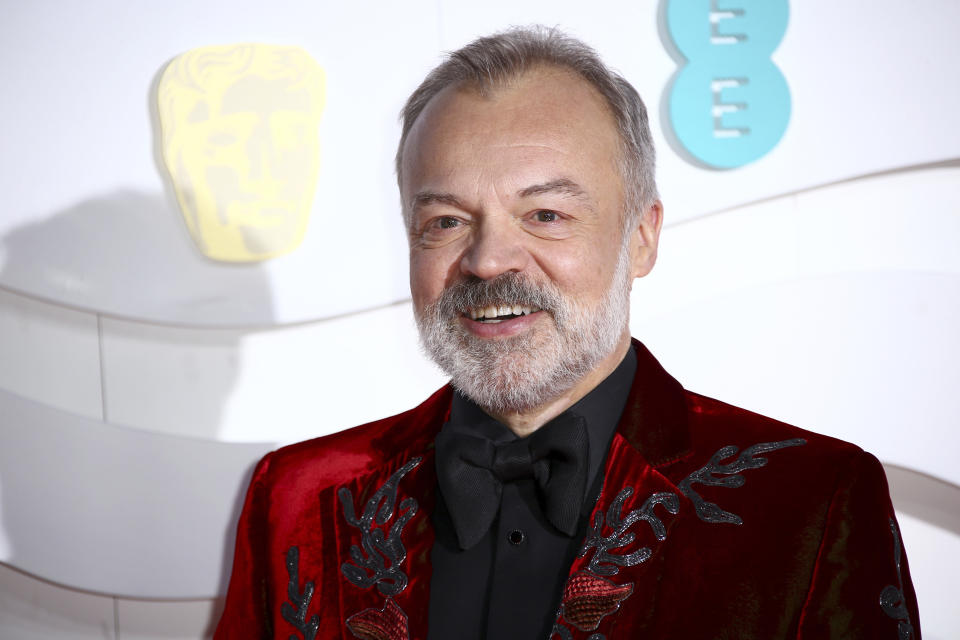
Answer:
[{"left": 158, "top": 44, "right": 325, "bottom": 262}]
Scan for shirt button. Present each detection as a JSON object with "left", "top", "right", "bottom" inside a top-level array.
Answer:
[{"left": 507, "top": 529, "right": 525, "bottom": 545}]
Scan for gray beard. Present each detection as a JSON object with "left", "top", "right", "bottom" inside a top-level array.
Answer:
[{"left": 414, "top": 243, "right": 632, "bottom": 414}]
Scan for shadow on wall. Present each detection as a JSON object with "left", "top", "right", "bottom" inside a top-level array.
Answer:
[
  {"left": 0, "top": 190, "right": 276, "bottom": 617},
  {"left": 0, "top": 189, "right": 283, "bottom": 326},
  {"left": 0, "top": 189, "right": 275, "bottom": 434}
]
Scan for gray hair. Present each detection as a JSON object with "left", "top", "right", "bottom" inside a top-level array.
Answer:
[{"left": 395, "top": 25, "right": 658, "bottom": 229}]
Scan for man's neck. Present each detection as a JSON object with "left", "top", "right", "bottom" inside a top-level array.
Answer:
[{"left": 482, "top": 332, "right": 633, "bottom": 438}]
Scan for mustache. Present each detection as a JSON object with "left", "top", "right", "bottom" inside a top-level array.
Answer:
[{"left": 433, "top": 273, "right": 562, "bottom": 318}]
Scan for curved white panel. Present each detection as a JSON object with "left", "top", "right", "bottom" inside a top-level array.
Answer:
[
  {"left": 0, "top": 389, "right": 273, "bottom": 598},
  {"left": 0, "top": 562, "right": 115, "bottom": 639},
  {"left": 99, "top": 301, "right": 446, "bottom": 443},
  {"left": 117, "top": 597, "right": 222, "bottom": 639},
  {"left": 0, "top": 288, "right": 102, "bottom": 420},
  {"left": 641, "top": 165, "right": 960, "bottom": 317},
  {"left": 885, "top": 464, "right": 960, "bottom": 536},
  {"left": 636, "top": 270, "right": 960, "bottom": 486}
]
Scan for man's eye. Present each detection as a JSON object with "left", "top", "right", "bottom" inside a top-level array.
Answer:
[
  {"left": 533, "top": 210, "right": 559, "bottom": 223},
  {"left": 438, "top": 216, "right": 460, "bottom": 229},
  {"left": 418, "top": 216, "right": 465, "bottom": 243}
]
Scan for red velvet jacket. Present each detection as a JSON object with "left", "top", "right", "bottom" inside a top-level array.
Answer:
[{"left": 215, "top": 340, "right": 920, "bottom": 639}]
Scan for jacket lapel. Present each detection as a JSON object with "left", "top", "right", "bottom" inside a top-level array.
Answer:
[
  {"left": 552, "top": 434, "right": 693, "bottom": 637},
  {"left": 332, "top": 340, "right": 692, "bottom": 640},
  {"left": 551, "top": 340, "right": 694, "bottom": 637}
]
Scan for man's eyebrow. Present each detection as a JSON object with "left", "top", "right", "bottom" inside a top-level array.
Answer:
[
  {"left": 411, "top": 179, "right": 591, "bottom": 211},
  {"left": 410, "top": 191, "right": 464, "bottom": 211},
  {"left": 517, "top": 178, "right": 591, "bottom": 203}
]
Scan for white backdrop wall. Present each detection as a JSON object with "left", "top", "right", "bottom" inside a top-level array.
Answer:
[{"left": 1, "top": 1, "right": 958, "bottom": 638}]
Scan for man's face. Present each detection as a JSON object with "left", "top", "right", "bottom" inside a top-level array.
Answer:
[{"left": 401, "top": 67, "right": 659, "bottom": 412}]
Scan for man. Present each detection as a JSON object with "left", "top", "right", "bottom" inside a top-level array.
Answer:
[{"left": 215, "top": 27, "right": 920, "bottom": 639}]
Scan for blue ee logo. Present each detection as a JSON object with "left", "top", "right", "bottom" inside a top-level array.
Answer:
[{"left": 665, "top": 0, "right": 791, "bottom": 169}]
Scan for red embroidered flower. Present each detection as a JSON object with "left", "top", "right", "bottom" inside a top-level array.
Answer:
[
  {"left": 346, "top": 597, "right": 409, "bottom": 640},
  {"left": 561, "top": 571, "right": 634, "bottom": 632}
]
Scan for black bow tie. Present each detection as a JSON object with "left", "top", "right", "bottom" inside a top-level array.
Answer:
[{"left": 435, "top": 412, "right": 589, "bottom": 549}]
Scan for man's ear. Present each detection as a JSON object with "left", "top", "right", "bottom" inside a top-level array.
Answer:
[{"left": 630, "top": 200, "right": 663, "bottom": 279}]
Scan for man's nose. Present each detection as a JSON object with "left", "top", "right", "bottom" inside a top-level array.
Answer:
[{"left": 459, "top": 216, "right": 530, "bottom": 280}]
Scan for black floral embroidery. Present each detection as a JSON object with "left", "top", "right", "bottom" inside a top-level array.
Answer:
[
  {"left": 281, "top": 546, "right": 319, "bottom": 640},
  {"left": 580, "top": 487, "right": 680, "bottom": 576},
  {"left": 678, "top": 438, "right": 806, "bottom": 524},
  {"left": 338, "top": 457, "right": 421, "bottom": 596},
  {"left": 880, "top": 518, "right": 915, "bottom": 639},
  {"left": 555, "top": 438, "right": 806, "bottom": 637}
]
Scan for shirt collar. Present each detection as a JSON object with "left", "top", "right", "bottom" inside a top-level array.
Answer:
[
  {"left": 435, "top": 338, "right": 692, "bottom": 479},
  {"left": 446, "top": 347, "right": 637, "bottom": 493}
]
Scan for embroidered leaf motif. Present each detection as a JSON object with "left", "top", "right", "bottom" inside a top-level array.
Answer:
[
  {"left": 281, "top": 546, "right": 319, "bottom": 640},
  {"left": 561, "top": 571, "right": 634, "bottom": 632},
  {"left": 345, "top": 597, "right": 410, "bottom": 640},
  {"left": 678, "top": 438, "right": 806, "bottom": 524},
  {"left": 580, "top": 488, "right": 679, "bottom": 576},
  {"left": 880, "top": 518, "right": 915, "bottom": 639},
  {"left": 558, "top": 438, "right": 807, "bottom": 637},
  {"left": 339, "top": 457, "right": 421, "bottom": 596}
]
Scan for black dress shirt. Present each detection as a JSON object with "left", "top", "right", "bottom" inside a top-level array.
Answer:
[{"left": 428, "top": 348, "right": 637, "bottom": 639}]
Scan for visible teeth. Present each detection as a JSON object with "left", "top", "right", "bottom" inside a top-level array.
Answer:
[{"left": 467, "top": 304, "right": 543, "bottom": 320}]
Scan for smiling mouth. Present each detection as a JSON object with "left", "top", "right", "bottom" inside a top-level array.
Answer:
[{"left": 465, "top": 304, "right": 542, "bottom": 323}]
